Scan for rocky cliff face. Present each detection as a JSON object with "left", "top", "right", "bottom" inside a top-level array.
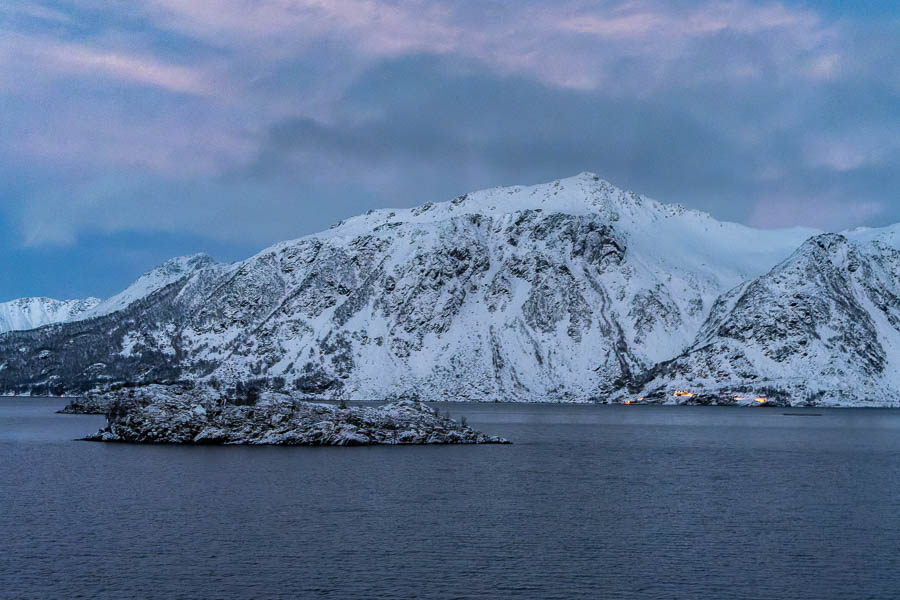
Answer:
[{"left": 2, "top": 173, "right": 897, "bottom": 405}]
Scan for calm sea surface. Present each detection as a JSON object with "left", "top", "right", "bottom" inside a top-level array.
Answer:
[{"left": 3, "top": 398, "right": 900, "bottom": 599}]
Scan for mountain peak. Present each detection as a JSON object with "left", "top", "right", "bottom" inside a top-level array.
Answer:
[
  {"left": 786, "top": 233, "right": 857, "bottom": 271},
  {"left": 81, "top": 253, "right": 220, "bottom": 319},
  {"left": 315, "top": 173, "right": 702, "bottom": 245},
  {"left": 146, "top": 253, "right": 217, "bottom": 277}
]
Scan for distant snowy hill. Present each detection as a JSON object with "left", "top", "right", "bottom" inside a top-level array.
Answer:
[
  {"left": 1, "top": 173, "right": 897, "bottom": 405},
  {"left": 0, "top": 297, "right": 101, "bottom": 333},
  {"left": 0, "top": 253, "right": 217, "bottom": 333}
]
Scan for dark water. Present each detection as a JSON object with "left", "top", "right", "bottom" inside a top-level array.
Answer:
[{"left": 3, "top": 399, "right": 900, "bottom": 599}]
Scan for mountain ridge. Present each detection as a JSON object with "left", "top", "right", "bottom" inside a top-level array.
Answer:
[
  {"left": 2, "top": 173, "right": 897, "bottom": 406},
  {"left": 0, "top": 253, "right": 218, "bottom": 334}
]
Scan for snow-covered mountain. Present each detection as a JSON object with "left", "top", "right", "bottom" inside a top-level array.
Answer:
[
  {"left": 0, "top": 253, "right": 216, "bottom": 334},
  {"left": 637, "top": 228, "right": 900, "bottom": 405},
  {"left": 1, "top": 173, "right": 896, "bottom": 405},
  {"left": 185, "top": 173, "right": 812, "bottom": 402},
  {"left": 0, "top": 296, "right": 101, "bottom": 333}
]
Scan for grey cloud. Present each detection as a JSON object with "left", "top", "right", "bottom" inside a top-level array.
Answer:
[
  {"left": 250, "top": 53, "right": 895, "bottom": 228},
  {"left": 9, "top": 1, "right": 900, "bottom": 251}
]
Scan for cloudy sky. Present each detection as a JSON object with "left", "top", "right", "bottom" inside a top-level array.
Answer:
[{"left": 1, "top": 1, "right": 898, "bottom": 300}]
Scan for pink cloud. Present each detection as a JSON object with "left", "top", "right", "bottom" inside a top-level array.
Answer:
[
  {"left": 1, "top": 32, "right": 219, "bottom": 96},
  {"left": 56, "top": 46, "right": 213, "bottom": 95},
  {"left": 143, "top": 0, "right": 464, "bottom": 58},
  {"left": 556, "top": 1, "right": 822, "bottom": 39},
  {"left": 64, "top": 0, "right": 835, "bottom": 99}
]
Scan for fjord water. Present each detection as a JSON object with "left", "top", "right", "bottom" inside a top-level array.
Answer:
[{"left": 3, "top": 399, "right": 900, "bottom": 599}]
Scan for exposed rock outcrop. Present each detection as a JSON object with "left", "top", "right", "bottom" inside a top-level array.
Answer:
[{"left": 57, "top": 392, "right": 112, "bottom": 414}]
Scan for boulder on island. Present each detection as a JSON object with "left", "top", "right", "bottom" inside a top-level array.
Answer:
[{"left": 82, "top": 385, "right": 509, "bottom": 445}]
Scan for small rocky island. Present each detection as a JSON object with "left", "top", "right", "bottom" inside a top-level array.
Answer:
[
  {"left": 80, "top": 385, "right": 509, "bottom": 445},
  {"left": 57, "top": 393, "right": 111, "bottom": 414}
]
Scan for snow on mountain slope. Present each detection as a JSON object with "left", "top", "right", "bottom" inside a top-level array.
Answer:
[
  {"left": 0, "top": 173, "right": 826, "bottom": 401},
  {"left": 83, "top": 253, "right": 218, "bottom": 318},
  {"left": 0, "top": 253, "right": 218, "bottom": 334},
  {"left": 0, "top": 297, "right": 101, "bottom": 333},
  {"left": 319, "top": 173, "right": 817, "bottom": 286},
  {"left": 844, "top": 222, "right": 900, "bottom": 250},
  {"left": 636, "top": 232, "right": 900, "bottom": 405},
  {"left": 209, "top": 172, "right": 815, "bottom": 400}
]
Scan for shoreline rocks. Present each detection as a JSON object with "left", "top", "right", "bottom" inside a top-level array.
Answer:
[
  {"left": 81, "top": 385, "right": 509, "bottom": 445},
  {"left": 57, "top": 392, "right": 112, "bottom": 414}
]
